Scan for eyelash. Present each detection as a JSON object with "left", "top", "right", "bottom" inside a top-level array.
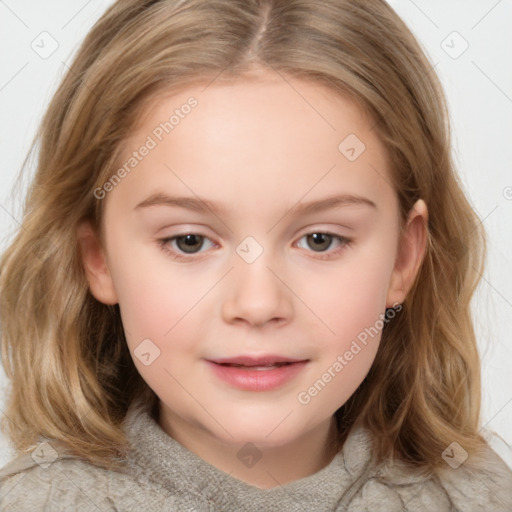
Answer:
[{"left": 157, "top": 231, "right": 352, "bottom": 262}]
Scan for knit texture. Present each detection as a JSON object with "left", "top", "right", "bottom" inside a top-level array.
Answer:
[{"left": 1, "top": 399, "right": 511, "bottom": 511}]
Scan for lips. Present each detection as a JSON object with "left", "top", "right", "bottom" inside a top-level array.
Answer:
[
  {"left": 208, "top": 355, "right": 308, "bottom": 368},
  {"left": 205, "top": 356, "right": 309, "bottom": 391}
]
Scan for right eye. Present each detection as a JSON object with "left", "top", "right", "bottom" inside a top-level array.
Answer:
[
  {"left": 295, "top": 231, "right": 352, "bottom": 260},
  {"left": 157, "top": 233, "right": 216, "bottom": 261}
]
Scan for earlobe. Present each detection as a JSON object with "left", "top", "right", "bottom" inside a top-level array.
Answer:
[
  {"left": 386, "top": 199, "right": 428, "bottom": 307},
  {"left": 76, "top": 220, "right": 118, "bottom": 305}
]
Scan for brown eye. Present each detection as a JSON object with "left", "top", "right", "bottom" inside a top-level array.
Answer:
[
  {"left": 158, "top": 233, "right": 216, "bottom": 260},
  {"left": 174, "top": 234, "right": 206, "bottom": 254},
  {"left": 296, "top": 232, "right": 351, "bottom": 260},
  {"left": 305, "top": 233, "right": 333, "bottom": 252}
]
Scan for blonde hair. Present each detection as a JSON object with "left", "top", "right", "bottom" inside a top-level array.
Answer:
[{"left": 1, "top": 0, "right": 489, "bottom": 474}]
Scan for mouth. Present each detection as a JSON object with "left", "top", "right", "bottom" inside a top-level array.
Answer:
[
  {"left": 215, "top": 363, "right": 295, "bottom": 371},
  {"left": 205, "top": 356, "right": 309, "bottom": 391},
  {"left": 208, "top": 355, "right": 309, "bottom": 369},
  {"left": 213, "top": 362, "right": 296, "bottom": 370}
]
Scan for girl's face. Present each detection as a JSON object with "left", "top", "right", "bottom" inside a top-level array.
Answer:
[{"left": 79, "top": 68, "right": 426, "bottom": 464}]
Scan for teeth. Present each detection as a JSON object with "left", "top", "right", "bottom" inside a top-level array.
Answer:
[
  {"left": 224, "top": 363, "right": 290, "bottom": 369},
  {"left": 243, "top": 365, "right": 279, "bottom": 370}
]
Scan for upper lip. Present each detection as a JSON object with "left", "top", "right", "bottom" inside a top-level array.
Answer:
[{"left": 208, "top": 355, "right": 308, "bottom": 366}]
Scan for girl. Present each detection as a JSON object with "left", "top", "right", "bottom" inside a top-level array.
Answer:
[{"left": 1, "top": 0, "right": 511, "bottom": 510}]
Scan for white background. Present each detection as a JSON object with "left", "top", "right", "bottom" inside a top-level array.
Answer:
[{"left": 1, "top": 1, "right": 511, "bottom": 469}]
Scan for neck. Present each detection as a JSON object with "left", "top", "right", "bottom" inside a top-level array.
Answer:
[{"left": 158, "top": 405, "right": 340, "bottom": 489}]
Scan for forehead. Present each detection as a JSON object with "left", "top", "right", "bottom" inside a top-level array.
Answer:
[
  {"left": 138, "top": 72, "right": 374, "bottom": 151},
  {"left": 104, "top": 70, "right": 395, "bottom": 219}
]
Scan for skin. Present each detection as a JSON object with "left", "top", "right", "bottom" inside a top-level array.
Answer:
[{"left": 78, "top": 66, "right": 428, "bottom": 489}]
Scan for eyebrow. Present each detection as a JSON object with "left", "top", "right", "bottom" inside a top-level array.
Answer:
[{"left": 134, "top": 192, "right": 377, "bottom": 217}]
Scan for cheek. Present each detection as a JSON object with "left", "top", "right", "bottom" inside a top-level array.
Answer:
[
  {"left": 109, "top": 254, "right": 206, "bottom": 390},
  {"left": 105, "top": 235, "right": 203, "bottom": 348},
  {"left": 311, "top": 250, "right": 395, "bottom": 339},
  {"left": 301, "top": 246, "right": 396, "bottom": 407},
  {"left": 296, "top": 258, "right": 393, "bottom": 412}
]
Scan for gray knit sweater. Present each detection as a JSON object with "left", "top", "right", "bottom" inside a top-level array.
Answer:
[{"left": 1, "top": 399, "right": 511, "bottom": 511}]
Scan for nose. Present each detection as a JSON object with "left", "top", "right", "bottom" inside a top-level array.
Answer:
[{"left": 221, "top": 250, "right": 293, "bottom": 328}]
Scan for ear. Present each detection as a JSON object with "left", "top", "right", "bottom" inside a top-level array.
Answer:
[
  {"left": 386, "top": 199, "right": 428, "bottom": 307},
  {"left": 76, "top": 220, "right": 118, "bottom": 305}
]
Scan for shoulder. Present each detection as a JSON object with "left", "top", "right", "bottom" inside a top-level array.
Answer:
[
  {"left": 353, "top": 442, "right": 512, "bottom": 512},
  {"left": 0, "top": 452, "right": 130, "bottom": 511},
  {"left": 432, "top": 443, "right": 512, "bottom": 512},
  {"left": 0, "top": 452, "right": 195, "bottom": 511}
]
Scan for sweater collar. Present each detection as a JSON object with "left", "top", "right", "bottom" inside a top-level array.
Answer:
[{"left": 122, "top": 398, "right": 375, "bottom": 510}]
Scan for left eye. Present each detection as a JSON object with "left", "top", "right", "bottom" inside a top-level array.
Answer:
[
  {"left": 297, "top": 232, "right": 346, "bottom": 253},
  {"left": 160, "top": 234, "right": 214, "bottom": 256}
]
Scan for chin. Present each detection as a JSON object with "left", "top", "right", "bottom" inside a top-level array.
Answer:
[{"left": 214, "top": 421, "right": 300, "bottom": 447}]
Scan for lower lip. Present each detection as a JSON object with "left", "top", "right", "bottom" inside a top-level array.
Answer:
[{"left": 205, "top": 360, "right": 308, "bottom": 391}]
